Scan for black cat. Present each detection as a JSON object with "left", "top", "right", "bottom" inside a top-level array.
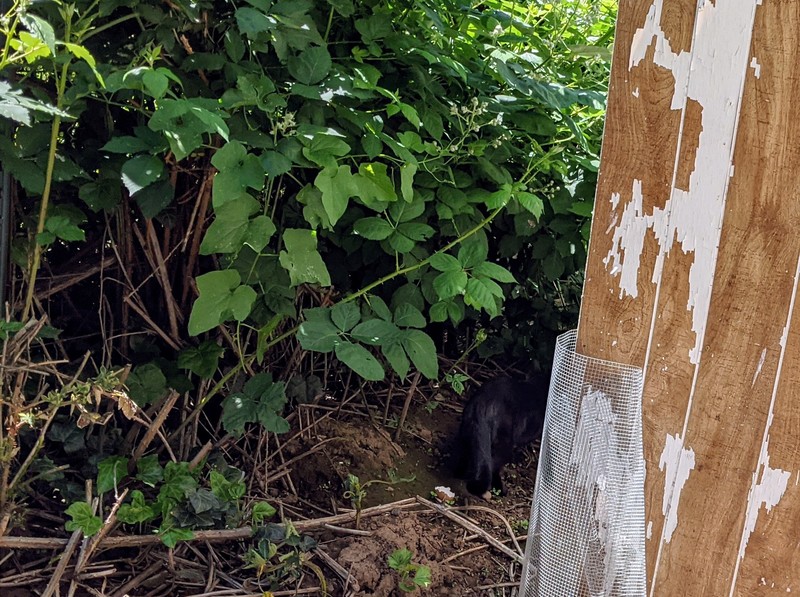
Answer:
[{"left": 452, "top": 375, "right": 549, "bottom": 499}]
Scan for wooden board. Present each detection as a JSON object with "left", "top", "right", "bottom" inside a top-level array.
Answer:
[{"left": 577, "top": 0, "right": 800, "bottom": 593}]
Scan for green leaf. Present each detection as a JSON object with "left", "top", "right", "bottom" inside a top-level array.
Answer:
[
  {"left": 393, "top": 304, "right": 426, "bottom": 329},
  {"left": 45, "top": 215, "right": 85, "bottom": 242},
  {"left": 400, "top": 162, "right": 417, "bottom": 202},
  {"left": 235, "top": 7, "right": 276, "bottom": 38},
  {"left": 159, "top": 527, "right": 194, "bottom": 549},
  {"left": 368, "top": 296, "right": 393, "bottom": 321},
  {"left": 65, "top": 502, "right": 102, "bottom": 537},
  {"left": 261, "top": 150, "right": 293, "bottom": 177},
  {"left": 433, "top": 271, "right": 468, "bottom": 300},
  {"left": 97, "top": 456, "right": 129, "bottom": 494},
  {"left": 382, "top": 342, "right": 410, "bottom": 379},
  {"left": 101, "top": 136, "right": 152, "bottom": 154},
  {"left": 516, "top": 191, "right": 544, "bottom": 219},
  {"left": 121, "top": 155, "right": 164, "bottom": 195},
  {"left": 355, "top": 162, "right": 397, "bottom": 207},
  {"left": 0, "top": 80, "right": 68, "bottom": 126},
  {"left": 457, "top": 240, "right": 489, "bottom": 269},
  {"left": 429, "top": 253, "right": 462, "bottom": 272},
  {"left": 252, "top": 501, "right": 277, "bottom": 524},
  {"left": 400, "top": 330, "right": 439, "bottom": 379},
  {"left": 414, "top": 566, "right": 432, "bottom": 588},
  {"left": 472, "top": 262, "right": 516, "bottom": 283},
  {"left": 188, "top": 270, "right": 257, "bottom": 335},
  {"left": 136, "top": 455, "right": 164, "bottom": 487},
  {"left": 118, "top": 490, "right": 157, "bottom": 524},
  {"left": 301, "top": 134, "right": 351, "bottom": 169},
  {"left": 200, "top": 195, "right": 276, "bottom": 255},
  {"left": 21, "top": 14, "right": 55, "bottom": 54},
  {"left": 355, "top": 13, "right": 392, "bottom": 43},
  {"left": 351, "top": 319, "right": 400, "bottom": 346},
  {"left": 314, "top": 166, "right": 358, "bottom": 225},
  {"left": 178, "top": 341, "right": 225, "bottom": 378},
  {"left": 278, "top": 229, "right": 332, "bottom": 287},
  {"left": 331, "top": 302, "right": 361, "bottom": 332},
  {"left": 127, "top": 363, "right": 167, "bottom": 407},
  {"left": 335, "top": 341, "right": 385, "bottom": 381},
  {"left": 133, "top": 180, "right": 174, "bottom": 218},
  {"left": 222, "top": 373, "right": 289, "bottom": 436},
  {"left": 353, "top": 217, "right": 394, "bottom": 240},
  {"left": 396, "top": 222, "right": 434, "bottom": 242},
  {"left": 210, "top": 470, "right": 246, "bottom": 502},
  {"left": 297, "top": 319, "right": 340, "bottom": 352},
  {"left": 288, "top": 46, "right": 332, "bottom": 85},
  {"left": 542, "top": 252, "right": 565, "bottom": 280},
  {"left": 466, "top": 277, "right": 498, "bottom": 312},
  {"left": 388, "top": 548, "right": 413, "bottom": 570},
  {"left": 143, "top": 69, "right": 169, "bottom": 99}
]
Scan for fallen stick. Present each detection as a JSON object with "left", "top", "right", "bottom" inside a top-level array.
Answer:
[
  {"left": 414, "top": 496, "right": 524, "bottom": 564},
  {"left": 0, "top": 497, "right": 422, "bottom": 551}
]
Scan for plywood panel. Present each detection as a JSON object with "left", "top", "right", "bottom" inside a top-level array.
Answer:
[{"left": 575, "top": 0, "right": 800, "bottom": 593}]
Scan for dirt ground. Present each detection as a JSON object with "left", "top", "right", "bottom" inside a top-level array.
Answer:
[{"left": 277, "top": 392, "right": 541, "bottom": 596}]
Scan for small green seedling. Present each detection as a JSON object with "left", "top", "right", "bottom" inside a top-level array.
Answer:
[
  {"left": 388, "top": 548, "right": 431, "bottom": 592},
  {"left": 344, "top": 471, "right": 416, "bottom": 528}
]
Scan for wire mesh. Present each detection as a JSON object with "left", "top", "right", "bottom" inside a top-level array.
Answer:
[{"left": 519, "top": 329, "right": 646, "bottom": 597}]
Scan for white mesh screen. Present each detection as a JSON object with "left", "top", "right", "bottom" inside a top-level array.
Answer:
[{"left": 519, "top": 329, "right": 646, "bottom": 597}]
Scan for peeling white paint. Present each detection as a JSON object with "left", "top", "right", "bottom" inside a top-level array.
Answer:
[
  {"left": 659, "top": 434, "right": 695, "bottom": 543},
  {"left": 752, "top": 347, "right": 767, "bottom": 387},
  {"left": 633, "top": 87, "right": 640, "bottom": 98},
  {"left": 750, "top": 56, "right": 761, "bottom": 78},
  {"left": 729, "top": 237, "right": 800, "bottom": 596},
  {"left": 646, "top": 520, "right": 653, "bottom": 540},
  {"left": 609, "top": 0, "right": 759, "bottom": 369}
]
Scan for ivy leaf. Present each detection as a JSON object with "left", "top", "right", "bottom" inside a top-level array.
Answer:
[
  {"left": 382, "top": 342, "right": 410, "bottom": 379},
  {"left": 353, "top": 217, "right": 394, "bottom": 240},
  {"left": 178, "top": 341, "right": 225, "bottom": 378},
  {"left": 394, "top": 304, "right": 426, "bottom": 329},
  {"left": 97, "top": 456, "right": 129, "bottom": 494},
  {"left": 335, "top": 341, "right": 385, "bottom": 381},
  {"left": 127, "top": 362, "right": 167, "bottom": 407},
  {"left": 400, "top": 330, "right": 438, "bottom": 379},
  {"left": 136, "top": 455, "right": 164, "bottom": 487},
  {"left": 121, "top": 155, "right": 164, "bottom": 195},
  {"left": 472, "top": 262, "right": 516, "bottom": 283},
  {"left": 331, "top": 302, "right": 361, "bottom": 332},
  {"left": 433, "top": 270, "right": 468, "bottom": 300},
  {"left": 429, "top": 253, "right": 462, "bottom": 272},
  {"left": 314, "top": 166, "right": 358, "bottom": 226},
  {"left": 210, "top": 470, "right": 246, "bottom": 502},
  {"left": 65, "top": 502, "right": 102, "bottom": 537},
  {"left": 118, "top": 490, "right": 157, "bottom": 524},
  {"left": 288, "top": 46, "right": 332, "bottom": 85},
  {"left": 351, "top": 319, "right": 400, "bottom": 346},
  {"left": 159, "top": 527, "right": 195, "bottom": 549},
  {"left": 188, "top": 270, "right": 257, "bottom": 335},
  {"left": 200, "top": 195, "right": 276, "bottom": 254},
  {"left": 252, "top": 501, "right": 277, "bottom": 524},
  {"left": 222, "top": 373, "right": 289, "bottom": 436},
  {"left": 278, "top": 229, "right": 332, "bottom": 287}
]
